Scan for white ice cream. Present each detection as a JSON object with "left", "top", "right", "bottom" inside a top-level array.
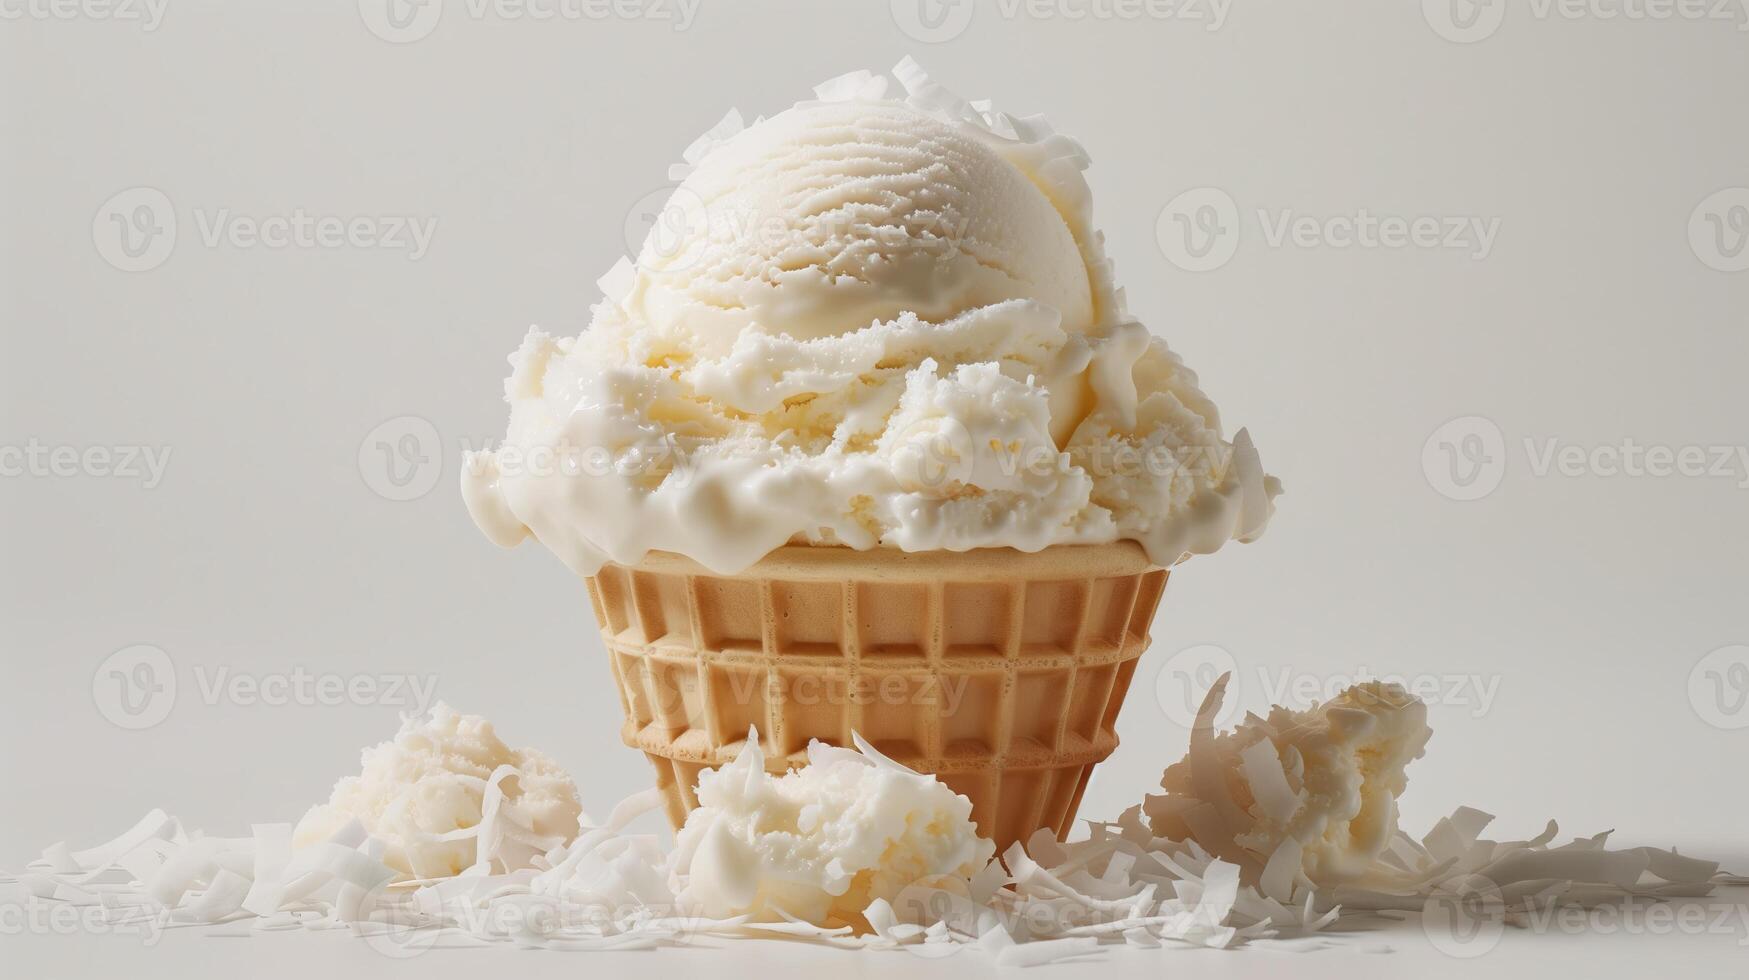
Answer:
[
  {"left": 628, "top": 96, "right": 1096, "bottom": 355},
  {"left": 1144, "top": 676, "right": 1432, "bottom": 887},
  {"left": 293, "top": 704, "right": 584, "bottom": 880},
  {"left": 671, "top": 735, "right": 995, "bottom": 927},
  {"left": 464, "top": 59, "right": 1278, "bottom": 576}
]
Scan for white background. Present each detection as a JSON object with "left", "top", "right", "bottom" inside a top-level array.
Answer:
[{"left": 4, "top": 0, "right": 1747, "bottom": 974}]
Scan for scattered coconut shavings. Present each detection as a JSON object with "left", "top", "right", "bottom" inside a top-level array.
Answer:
[
  {"left": 1314, "top": 808, "right": 1729, "bottom": 914},
  {"left": 6, "top": 688, "right": 1743, "bottom": 963},
  {"left": 1127, "top": 675, "right": 1731, "bottom": 924},
  {"left": 6, "top": 792, "right": 1740, "bottom": 960},
  {"left": 2, "top": 732, "right": 1354, "bottom": 959},
  {"left": 7, "top": 810, "right": 402, "bottom": 933}
]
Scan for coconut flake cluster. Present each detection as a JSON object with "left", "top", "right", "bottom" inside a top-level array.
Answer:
[
  {"left": 672, "top": 734, "right": 995, "bottom": 927},
  {"left": 1145, "top": 676, "right": 1432, "bottom": 888},
  {"left": 293, "top": 703, "right": 584, "bottom": 880}
]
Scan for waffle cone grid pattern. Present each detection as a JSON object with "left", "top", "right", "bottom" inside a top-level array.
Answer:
[{"left": 585, "top": 543, "right": 1169, "bottom": 852}]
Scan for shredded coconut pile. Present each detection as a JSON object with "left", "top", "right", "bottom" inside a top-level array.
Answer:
[
  {"left": 6, "top": 689, "right": 1742, "bottom": 964},
  {"left": 1124, "top": 675, "right": 1734, "bottom": 920},
  {"left": 1146, "top": 675, "right": 1433, "bottom": 887},
  {"left": 672, "top": 734, "right": 994, "bottom": 927},
  {"left": 292, "top": 703, "right": 584, "bottom": 880}
]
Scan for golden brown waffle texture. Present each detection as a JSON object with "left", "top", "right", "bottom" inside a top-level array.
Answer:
[{"left": 585, "top": 543, "right": 1169, "bottom": 854}]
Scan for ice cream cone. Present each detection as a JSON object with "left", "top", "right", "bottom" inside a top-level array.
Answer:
[{"left": 584, "top": 541, "right": 1169, "bottom": 854}]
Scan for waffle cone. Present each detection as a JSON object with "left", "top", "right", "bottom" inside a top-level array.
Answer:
[{"left": 584, "top": 541, "right": 1168, "bottom": 854}]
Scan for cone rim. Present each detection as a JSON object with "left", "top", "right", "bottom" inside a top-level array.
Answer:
[{"left": 614, "top": 540, "right": 1160, "bottom": 581}]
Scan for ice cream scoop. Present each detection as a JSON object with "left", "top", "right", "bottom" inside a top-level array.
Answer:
[
  {"left": 626, "top": 97, "right": 1096, "bottom": 358},
  {"left": 464, "top": 59, "right": 1278, "bottom": 576}
]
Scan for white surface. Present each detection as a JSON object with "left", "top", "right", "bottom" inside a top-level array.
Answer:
[
  {"left": 3, "top": 0, "right": 1747, "bottom": 974},
  {"left": 5, "top": 889, "right": 1749, "bottom": 978}
]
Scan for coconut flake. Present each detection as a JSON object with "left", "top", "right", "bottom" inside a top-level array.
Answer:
[
  {"left": 186, "top": 869, "right": 252, "bottom": 923},
  {"left": 813, "top": 70, "right": 889, "bottom": 104},
  {"left": 1239, "top": 738, "right": 1301, "bottom": 824},
  {"left": 1258, "top": 837, "right": 1302, "bottom": 904},
  {"left": 596, "top": 256, "right": 636, "bottom": 308},
  {"left": 52, "top": 809, "right": 179, "bottom": 871}
]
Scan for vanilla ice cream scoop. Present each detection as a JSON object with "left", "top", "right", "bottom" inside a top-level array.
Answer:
[
  {"left": 464, "top": 59, "right": 1278, "bottom": 576},
  {"left": 628, "top": 97, "right": 1096, "bottom": 357}
]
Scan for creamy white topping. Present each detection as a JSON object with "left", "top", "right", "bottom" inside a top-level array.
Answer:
[{"left": 464, "top": 59, "right": 1278, "bottom": 575}]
